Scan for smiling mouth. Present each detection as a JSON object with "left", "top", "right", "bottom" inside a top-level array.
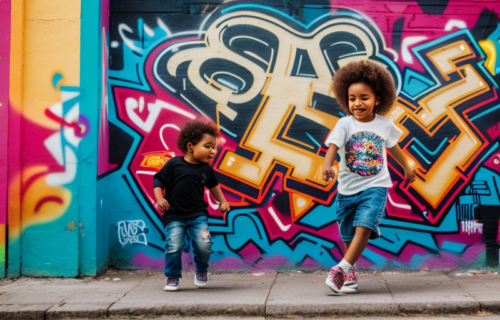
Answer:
[{"left": 353, "top": 109, "right": 366, "bottom": 113}]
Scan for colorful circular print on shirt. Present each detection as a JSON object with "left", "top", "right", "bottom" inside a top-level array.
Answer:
[{"left": 345, "top": 131, "right": 384, "bottom": 176}]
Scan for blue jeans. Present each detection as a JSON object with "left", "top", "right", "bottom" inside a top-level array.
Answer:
[
  {"left": 336, "top": 187, "right": 388, "bottom": 242},
  {"left": 164, "top": 215, "right": 213, "bottom": 278}
]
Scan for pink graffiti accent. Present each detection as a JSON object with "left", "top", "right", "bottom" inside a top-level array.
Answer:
[
  {"left": 432, "top": 233, "right": 486, "bottom": 267},
  {"left": 130, "top": 252, "right": 163, "bottom": 269},
  {"left": 101, "top": 0, "right": 109, "bottom": 30},
  {"left": 301, "top": 257, "right": 324, "bottom": 269},
  {"left": 23, "top": 119, "right": 65, "bottom": 169},
  {"left": 420, "top": 251, "right": 459, "bottom": 269},
  {"left": 437, "top": 233, "right": 482, "bottom": 252},
  {"left": 386, "top": 182, "right": 423, "bottom": 221},
  {"left": 44, "top": 109, "right": 88, "bottom": 138},
  {"left": 355, "top": 255, "right": 374, "bottom": 269},
  {"left": 487, "top": 121, "right": 500, "bottom": 141},
  {"left": 238, "top": 242, "right": 262, "bottom": 261},
  {"left": 482, "top": 149, "right": 500, "bottom": 174},
  {"left": 34, "top": 196, "right": 64, "bottom": 213},
  {"left": 460, "top": 243, "right": 486, "bottom": 263}
]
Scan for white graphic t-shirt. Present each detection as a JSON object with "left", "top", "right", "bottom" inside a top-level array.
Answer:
[{"left": 325, "top": 114, "right": 402, "bottom": 195}]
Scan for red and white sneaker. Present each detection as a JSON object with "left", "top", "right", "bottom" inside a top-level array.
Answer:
[
  {"left": 325, "top": 265, "right": 346, "bottom": 293},
  {"left": 340, "top": 266, "right": 357, "bottom": 293}
]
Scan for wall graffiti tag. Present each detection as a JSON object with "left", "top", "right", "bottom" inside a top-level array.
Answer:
[{"left": 117, "top": 220, "right": 149, "bottom": 246}]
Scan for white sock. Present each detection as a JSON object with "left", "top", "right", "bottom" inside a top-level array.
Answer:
[{"left": 338, "top": 259, "right": 352, "bottom": 273}]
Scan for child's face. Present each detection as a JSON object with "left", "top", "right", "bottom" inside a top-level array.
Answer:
[
  {"left": 189, "top": 134, "right": 217, "bottom": 164},
  {"left": 347, "top": 82, "right": 380, "bottom": 123}
]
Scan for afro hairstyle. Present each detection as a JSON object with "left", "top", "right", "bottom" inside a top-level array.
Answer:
[
  {"left": 177, "top": 120, "right": 219, "bottom": 154},
  {"left": 331, "top": 60, "right": 397, "bottom": 116}
]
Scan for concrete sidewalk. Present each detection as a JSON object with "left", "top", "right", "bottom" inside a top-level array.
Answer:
[{"left": 0, "top": 269, "right": 499, "bottom": 319}]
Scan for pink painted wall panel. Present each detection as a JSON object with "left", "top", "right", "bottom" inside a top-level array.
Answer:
[{"left": 0, "top": 0, "right": 11, "bottom": 226}]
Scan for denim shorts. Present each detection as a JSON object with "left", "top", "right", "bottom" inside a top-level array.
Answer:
[{"left": 336, "top": 187, "right": 387, "bottom": 242}]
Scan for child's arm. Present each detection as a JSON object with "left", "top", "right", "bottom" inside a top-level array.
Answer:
[
  {"left": 154, "top": 187, "right": 170, "bottom": 212},
  {"left": 322, "top": 144, "right": 338, "bottom": 181},
  {"left": 388, "top": 144, "right": 416, "bottom": 182},
  {"left": 153, "top": 160, "right": 172, "bottom": 212},
  {"left": 209, "top": 185, "right": 230, "bottom": 213}
]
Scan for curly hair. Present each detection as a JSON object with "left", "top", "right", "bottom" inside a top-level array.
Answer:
[
  {"left": 177, "top": 120, "right": 219, "bottom": 153},
  {"left": 332, "top": 60, "right": 397, "bottom": 116}
]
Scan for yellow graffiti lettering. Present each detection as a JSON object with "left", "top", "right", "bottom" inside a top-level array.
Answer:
[{"left": 393, "top": 40, "right": 488, "bottom": 208}]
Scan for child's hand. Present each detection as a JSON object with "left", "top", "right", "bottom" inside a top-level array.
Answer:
[
  {"left": 405, "top": 168, "right": 416, "bottom": 183},
  {"left": 322, "top": 167, "right": 335, "bottom": 181},
  {"left": 157, "top": 199, "right": 170, "bottom": 212},
  {"left": 220, "top": 201, "right": 230, "bottom": 213}
]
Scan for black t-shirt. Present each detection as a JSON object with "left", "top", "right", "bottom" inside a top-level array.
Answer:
[{"left": 153, "top": 156, "right": 219, "bottom": 226}]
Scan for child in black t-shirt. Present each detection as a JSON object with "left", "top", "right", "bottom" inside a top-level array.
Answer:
[{"left": 153, "top": 120, "right": 230, "bottom": 291}]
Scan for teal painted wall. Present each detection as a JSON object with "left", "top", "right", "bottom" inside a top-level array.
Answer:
[{"left": 79, "top": 0, "right": 109, "bottom": 276}]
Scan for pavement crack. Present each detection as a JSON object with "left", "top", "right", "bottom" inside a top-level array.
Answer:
[
  {"left": 106, "top": 274, "right": 148, "bottom": 318},
  {"left": 264, "top": 271, "right": 279, "bottom": 319},
  {"left": 43, "top": 290, "right": 73, "bottom": 320},
  {"left": 384, "top": 278, "right": 400, "bottom": 315},
  {"left": 453, "top": 279, "right": 482, "bottom": 312},
  {"left": 43, "top": 304, "right": 54, "bottom": 320},
  {"left": 384, "top": 279, "right": 395, "bottom": 299}
]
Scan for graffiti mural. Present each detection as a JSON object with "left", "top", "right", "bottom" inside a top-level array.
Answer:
[{"left": 105, "top": 0, "right": 500, "bottom": 270}]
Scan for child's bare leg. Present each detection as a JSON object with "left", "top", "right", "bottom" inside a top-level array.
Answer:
[
  {"left": 343, "top": 241, "right": 356, "bottom": 269},
  {"left": 343, "top": 241, "right": 351, "bottom": 251},
  {"left": 343, "top": 226, "right": 371, "bottom": 265}
]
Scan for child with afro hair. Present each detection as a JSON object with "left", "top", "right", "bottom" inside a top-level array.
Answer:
[
  {"left": 322, "top": 60, "right": 415, "bottom": 294},
  {"left": 153, "top": 120, "right": 229, "bottom": 291}
]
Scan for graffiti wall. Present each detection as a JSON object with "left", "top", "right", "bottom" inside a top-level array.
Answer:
[
  {"left": 104, "top": 0, "right": 500, "bottom": 271},
  {"left": 3, "top": 0, "right": 500, "bottom": 277}
]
